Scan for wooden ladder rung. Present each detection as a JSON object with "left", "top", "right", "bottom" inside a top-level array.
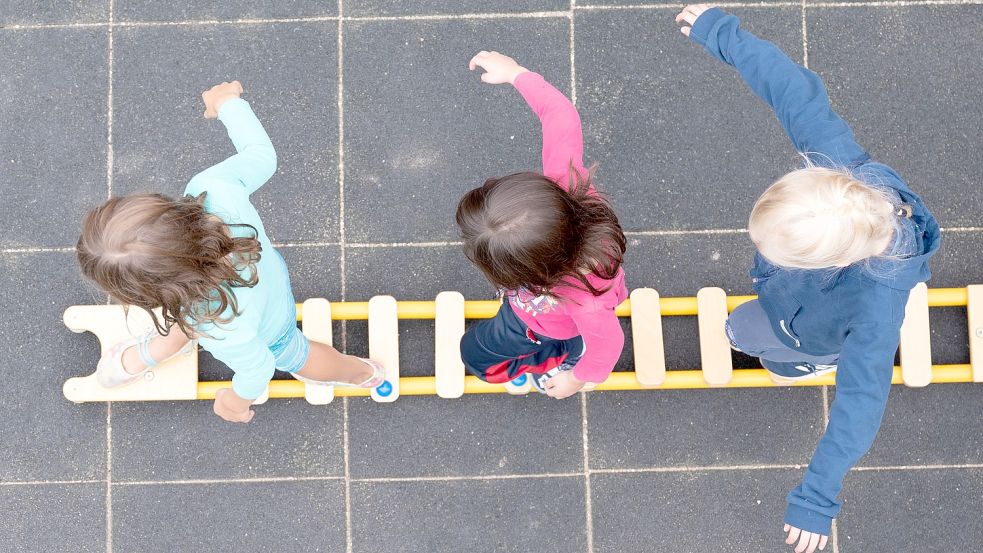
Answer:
[
  {"left": 697, "top": 287, "right": 733, "bottom": 387},
  {"left": 300, "top": 298, "right": 335, "bottom": 405},
  {"left": 62, "top": 305, "right": 199, "bottom": 403},
  {"left": 968, "top": 285, "right": 983, "bottom": 383},
  {"left": 369, "top": 295, "right": 400, "bottom": 402},
  {"left": 630, "top": 288, "right": 666, "bottom": 387},
  {"left": 435, "top": 291, "right": 466, "bottom": 399},
  {"left": 900, "top": 283, "right": 932, "bottom": 387}
]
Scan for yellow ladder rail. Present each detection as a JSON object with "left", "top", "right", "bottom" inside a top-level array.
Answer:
[{"left": 63, "top": 286, "right": 980, "bottom": 403}]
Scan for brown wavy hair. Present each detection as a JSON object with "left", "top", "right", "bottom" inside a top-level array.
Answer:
[
  {"left": 456, "top": 168, "right": 626, "bottom": 298},
  {"left": 77, "top": 193, "right": 262, "bottom": 337}
]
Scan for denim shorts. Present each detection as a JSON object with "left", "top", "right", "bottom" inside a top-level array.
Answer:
[{"left": 269, "top": 324, "right": 310, "bottom": 374}]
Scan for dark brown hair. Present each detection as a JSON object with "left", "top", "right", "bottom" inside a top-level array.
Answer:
[
  {"left": 456, "top": 169, "right": 626, "bottom": 298},
  {"left": 77, "top": 193, "right": 262, "bottom": 337}
]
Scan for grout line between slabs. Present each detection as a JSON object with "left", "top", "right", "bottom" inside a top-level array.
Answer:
[
  {"left": 343, "top": 398, "right": 353, "bottom": 553},
  {"left": 7, "top": 461, "right": 981, "bottom": 488},
  {"left": 4, "top": 1, "right": 982, "bottom": 31},
  {"left": 580, "top": 392, "right": 595, "bottom": 553},
  {"left": 104, "top": 3, "right": 115, "bottom": 551},
  {"left": 352, "top": 472, "right": 583, "bottom": 483},
  {"left": 105, "top": 403, "right": 113, "bottom": 553},
  {"left": 114, "top": 475, "right": 346, "bottom": 486},
  {"left": 338, "top": 4, "right": 353, "bottom": 551},
  {"left": 0, "top": 479, "right": 106, "bottom": 487}
]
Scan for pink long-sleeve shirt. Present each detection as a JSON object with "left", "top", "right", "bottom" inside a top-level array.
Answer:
[{"left": 507, "top": 72, "right": 628, "bottom": 384}]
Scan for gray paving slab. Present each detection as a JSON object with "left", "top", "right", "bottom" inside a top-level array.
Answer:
[
  {"left": 623, "top": 233, "right": 756, "bottom": 295},
  {"left": 114, "top": 0, "right": 337, "bottom": 22},
  {"left": 838, "top": 468, "right": 983, "bottom": 552},
  {"left": 0, "top": 28, "right": 107, "bottom": 249},
  {"left": 576, "top": 7, "right": 802, "bottom": 232},
  {"left": 850, "top": 384, "right": 983, "bottom": 466},
  {"left": 928, "top": 307, "right": 970, "bottom": 365},
  {"left": 112, "top": 480, "right": 346, "bottom": 552},
  {"left": 281, "top": 244, "right": 344, "bottom": 300},
  {"left": 350, "top": 477, "right": 587, "bottom": 552},
  {"left": 0, "top": 252, "right": 106, "bottom": 482},
  {"left": 343, "top": 17, "right": 570, "bottom": 242},
  {"left": 620, "top": 233, "right": 757, "bottom": 371},
  {"left": 346, "top": 0, "right": 566, "bottom": 16},
  {"left": 1, "top": 483, "right": 105, "bottom": 553},
  {"left": 0, "top": 0, "right": 106, "bottom": 25},
  {"left": 111, "top": 22, "right": 340, "bottom": 243},
  {"left": 348, "top": 394, "right": 584, "bottom": 478},
  {"left": 344, "top": 244, "right": 493, "bottom": 375},
  {"left": 592, "top": 469, "right": 804, "bottom": 553},
  {"left": 929, "top": 231, "right": 983, "bottom": 287},
  {"left": 587, "top": 388, "right": 823, "bottom": 469},
  {"left": 111, "top": 398, "right": 344, "bottom": 481},
  {"left": 807, "top": 5, "right": 983, "bottom": 228}
]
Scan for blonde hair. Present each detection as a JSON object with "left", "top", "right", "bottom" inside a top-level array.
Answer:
[{"left": 749, "top": 167, "right": 901, "bottom": 269}]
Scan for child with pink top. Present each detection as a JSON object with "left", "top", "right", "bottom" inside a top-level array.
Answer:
[{"left": 456, "top": 51, "right": 628, "bottom": 399}]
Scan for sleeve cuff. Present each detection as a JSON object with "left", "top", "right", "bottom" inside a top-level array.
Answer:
[
  {"left": 784, "top": 502, "right": 834, "bottom": 536},
  {"left": 231, "top": 373, "right": 269, "bottom": 401},
  {"left": 572, "top": 363, "right": 611, "bottom": 384},
  {"left": 689, "top": 7, "right": 728, "bottom": 47},
  {"left": 511, "top": 70, "right": 541, "bottom": 91},
  {"left": 217, "top": 97, "right": 250, "bottom": 121}
]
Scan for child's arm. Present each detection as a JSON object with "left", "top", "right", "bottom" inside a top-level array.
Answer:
[
  {"left": 680, "top": 6, "right": 868, "bottom": 167},
  {"left": 569, "top": 310, "right": 625, "bottom": 384},
  {"left": 787, "top": 323, "right": 897, "bottom": 541},
  {"left": 468, "top": 51, "right": 585, "bottom": 183},
  {"left": 197, "top": 313, "right": 276, "bottom": 423},
  {"left": 188, "top": 81, "right": 278, "bottom": 195}
]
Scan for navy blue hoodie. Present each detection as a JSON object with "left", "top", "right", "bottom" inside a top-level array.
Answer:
[{"left": 690, "top": 8, "right": 941, "bottom": 535}]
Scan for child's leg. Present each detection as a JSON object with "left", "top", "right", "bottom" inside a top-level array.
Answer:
[
  {"left": 726, "top": 300, "right": 836, "bottom": 362},
  {"left": 120, "top": 330, "right": 192, "bottom": 374},
  {"left": 727, "top": 300, "right": 838, "bottom": 382},
  {"left": 461, "top": 304, "right": 576, "bottom": 383},
  {"left": 294, "top": 341, "right": 374, "bottom": 385}
]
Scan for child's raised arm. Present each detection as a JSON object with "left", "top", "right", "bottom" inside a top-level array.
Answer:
[
  {"left": 468, "top": 51, "right": 585, "bottom": 183},
  {"left": 678, "top": 5, "right": 867, "bottom": 168},
  {"left": 190, "top": 81, "right": 278, "bottom": 195}
]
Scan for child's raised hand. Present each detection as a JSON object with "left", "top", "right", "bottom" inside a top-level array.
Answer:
[
  {"left": 202, "top": 80, "right": 244, "bottom": 118},
  {"left": 468, "top": 51, "right": 528, "bottom": 85},
  {"left": 675, "top": 4, "right": 714, "bottom": 36}
]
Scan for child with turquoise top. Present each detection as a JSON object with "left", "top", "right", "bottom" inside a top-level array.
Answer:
[{"left": 77, "top": 81, "right": 384, "bottom": 422}]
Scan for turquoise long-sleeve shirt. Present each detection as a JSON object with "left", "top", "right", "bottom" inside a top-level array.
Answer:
[
  {"left": 183, "top": 98, "right": 296, "bottom": 400},
  {"left": 689, "top": 9, "right": 940, "bottom": 536}
]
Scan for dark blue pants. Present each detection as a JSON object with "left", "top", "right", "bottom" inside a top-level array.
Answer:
[
  {"left": 726, "top": 300, "right": 839, "bottom": 377},
  {"left": 460, "top": 303, "right": 583, "bottom": 384}
]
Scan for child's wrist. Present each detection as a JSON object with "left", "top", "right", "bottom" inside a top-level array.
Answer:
[
  {"left": 509, "top": 67, "right": 530, "bottom": 84},
  {"left": 213, "top": 94, "right": 242, "bottom": 116}
]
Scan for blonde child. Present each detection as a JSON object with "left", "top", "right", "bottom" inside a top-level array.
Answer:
[
  {"left": 457, "top": 52, "right": 628, "bottom": 399},
  {"left": 676, "top": 6, "right": 940, "bottom": 552},
  {"left": 77, "top": 81, "right": 384, "bottom": 423}
]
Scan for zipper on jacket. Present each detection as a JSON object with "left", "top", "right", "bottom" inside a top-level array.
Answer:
[{"left": 779, "top": 320, "right": 801, "bottom": 348}]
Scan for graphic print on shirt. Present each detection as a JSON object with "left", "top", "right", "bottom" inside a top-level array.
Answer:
[{"left": 509, "top": 288, "right": 559, "bottom": 317}]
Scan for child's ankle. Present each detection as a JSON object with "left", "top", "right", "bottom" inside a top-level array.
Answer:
[{"left": 120, "top": 346, "right": 148, "bottom": 375}]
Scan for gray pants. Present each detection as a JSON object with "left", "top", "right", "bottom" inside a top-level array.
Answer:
[{"left": 725, "top": 300, "right": 838, "bottom": 374}]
